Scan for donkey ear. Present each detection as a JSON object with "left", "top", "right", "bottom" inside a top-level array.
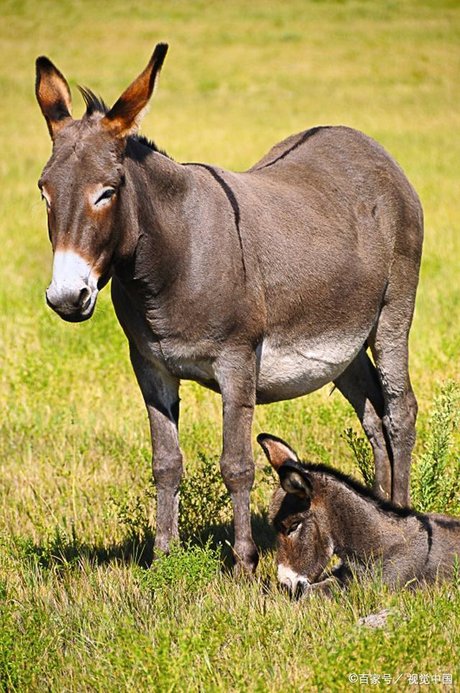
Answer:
[
  {"left": 257, "top": 433, "right": 300, "bottom": 471},
  {"left": 36, "top": 56, "right": 73, "bottom": 139},
  {"left": 278, "top": 462, "right": 313, "bottom": 500},
  {"left": 102, "top": 43, "right": 168, "bottom": 138}
]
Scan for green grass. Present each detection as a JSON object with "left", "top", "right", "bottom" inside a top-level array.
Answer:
[{"left": 1, "top": 0, "right": 459, "bottom": 689}]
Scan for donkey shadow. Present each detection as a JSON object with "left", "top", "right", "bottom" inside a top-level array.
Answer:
[
  {"left": 20, "top": 512, "right": 275, "bottom": 572},
  {"left": 197, "top": 511, "right": 276, "bottom": 571}
]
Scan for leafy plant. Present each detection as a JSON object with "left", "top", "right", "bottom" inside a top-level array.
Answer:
[
  {"left": 107, "top": 486, "right": 155, "bottom": 541},
  {"left": 412, "top": 381, "right": 460, "bottom": 514},
  {"left": 179, "top": 453, "right": 232, "bottom": 540},
  {"left": 342, "top": 427, "right": 375, "bottom": 488},
  {"left": 137, "top": 540, "right": 222, "bottom": 592}
]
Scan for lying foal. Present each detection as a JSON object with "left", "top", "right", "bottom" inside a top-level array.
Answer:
[{"left": 258, "top": 433, "right": 460, "bottom": 594}]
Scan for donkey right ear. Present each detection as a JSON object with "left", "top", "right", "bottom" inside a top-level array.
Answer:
[
  {"left": 257, "top": 433, "right": 300, "bottom": 470},
  {"left": 102, "top": 43, "right": 168, "bottom": 138},
  {"left": 278, "top": 461, "right": 313, "bottom": 501},
  {"left": 36, "top": 57, "right": 72, "bottom": 139}
]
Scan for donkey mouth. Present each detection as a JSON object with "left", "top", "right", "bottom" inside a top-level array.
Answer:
[
  {"left": 46, "top": 290, "right": 98, "bottom": 323},
  {"left": 53, "top": 305, "right": 95, "bottom": 323}
]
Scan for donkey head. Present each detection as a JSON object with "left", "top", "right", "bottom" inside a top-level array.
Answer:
[
  {"left": 258, "top": 433, "right": 334, "bottom": 595},
  {"left": 35, "top": 44, "right": 168, "bottom": 321}
]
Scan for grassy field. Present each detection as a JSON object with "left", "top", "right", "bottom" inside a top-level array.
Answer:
[{"left": 1, "top": 0, "right": 460, "bottom": 689}]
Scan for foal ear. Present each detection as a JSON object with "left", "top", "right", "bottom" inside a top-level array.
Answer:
[
  {"left": 278, "top": 461, "right": 313, "bottom": 501},
  {"left": 102, "top": 43, "right": 168, "bottom": 138},
  {"left": 35, "top": 57, "right": 73, "bottom": 139},
  {"left": 257, "top": 433, "right": 300, "bottom": 470}
]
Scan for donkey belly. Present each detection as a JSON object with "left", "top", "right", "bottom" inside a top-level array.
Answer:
[{"left": 255, "top": 333, "right": 364, "bottom": 403}]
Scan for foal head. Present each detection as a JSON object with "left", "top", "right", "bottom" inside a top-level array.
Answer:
[
  {"left": 35, "top": 44, "right": 168, "bottom": 321},
  {"left": 258, "top": 433, "right": 334, "bottom": 594}
]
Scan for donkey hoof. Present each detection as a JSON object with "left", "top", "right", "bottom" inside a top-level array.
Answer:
[
  {"left": 233, "top": 544, "right": 259, "bottom": 576},
  {"left": 152, "top": 535, "right": 176, "bottom": 561}
]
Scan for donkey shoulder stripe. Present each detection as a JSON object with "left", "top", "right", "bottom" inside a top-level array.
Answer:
[
  {"left": 186, "top": 163, "right": 246, "bottom": 280},
  {"left": 417, "top": 514, "right": 433, "bottom": 557}
]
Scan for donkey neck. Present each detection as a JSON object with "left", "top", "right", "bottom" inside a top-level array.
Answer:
[
  {"left": 316, "top": 472, "right": 412, "bottom": 562},
  {"left": 114, "top": 140, "right": 192, "bottom": 290}
]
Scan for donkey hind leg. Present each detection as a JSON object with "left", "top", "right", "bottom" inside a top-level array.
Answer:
[
  {"left": 129, "top": 343, "right": 183, "bottom": 557},
  {"left": 215, "top": 351, "right": 258, "bottom": 574},
  {"left": 334, "top": 348, "right": 392, "bottom": 500},
  {"left": 368, "top": 257, "right": 418, "bottom": 506},
  {"left": 369, "top": 314, "right": 418, "bottom": 508}
]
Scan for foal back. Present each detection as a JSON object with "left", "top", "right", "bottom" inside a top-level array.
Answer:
[{"left": 425, "top": 515, "right": 460, "bottom": 581}]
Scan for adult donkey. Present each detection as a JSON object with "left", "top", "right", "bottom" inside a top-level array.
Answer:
[{"left": 35, "top": 44, "right": 423, "bottom": 573}]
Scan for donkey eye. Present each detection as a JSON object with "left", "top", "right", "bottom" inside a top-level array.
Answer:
[
  {"left": 94, "top": 187, "right": 116, "bottom": 207},
  {"left": 286, "top": 521, "right": 302, "bottom": 536},
  {"left": 40, "top": 190, "right": 51, "bottom": 208}
]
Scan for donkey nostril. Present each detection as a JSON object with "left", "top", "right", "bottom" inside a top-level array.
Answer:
[
  {"left": 294, "top": 581, "right": 307, "bottom": 600},
  {"left": 76, "top": 286, "right": 91, "bottom": 309}
]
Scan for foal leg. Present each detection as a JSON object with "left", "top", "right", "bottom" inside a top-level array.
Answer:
[
  {"left": 129, "top": 343, "right": 183, "bottom": 556},
  {"left": 215, "top": 351, "right": 258, "bottom": 574},
  {"left": 334, "top": 348, "right": 392, "bottom": 500}
]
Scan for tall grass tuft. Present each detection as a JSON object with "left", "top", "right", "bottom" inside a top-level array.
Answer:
[{"left": 412, "top": 382, "right": 460, "bottom": 514}]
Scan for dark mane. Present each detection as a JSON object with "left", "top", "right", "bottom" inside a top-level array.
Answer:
[
  {"left": 300, "top": 460, "right": 418, "bottom": 519},
  {"left": 78, "top": 86, "right": 108, "bottom": 116},
  {"left": 131, "top": 134, "right": 170, "bottom": 159},
  {"left": 77, "top": 88, "right": 170, "bottom": 158}
]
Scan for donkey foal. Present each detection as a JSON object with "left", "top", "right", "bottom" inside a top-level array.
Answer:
[{"left": 258, "top": 434, "right": 460, "bottom": 594}]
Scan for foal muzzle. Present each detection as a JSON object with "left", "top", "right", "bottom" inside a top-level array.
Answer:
[{"left": 277, "top": 563, "right": 310, "bottom": 597}]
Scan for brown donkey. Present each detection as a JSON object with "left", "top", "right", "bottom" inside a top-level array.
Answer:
[
  {"left": 259, "top": 433, "right": 460, "bottom": 592},
  {"left": 35, "top": 44, "right": 423, "bottom": 573}
]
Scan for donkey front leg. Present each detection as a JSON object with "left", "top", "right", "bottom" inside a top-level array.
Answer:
[
  {"left": 215, "top": 353, "right": 258, "bottom": 574},
  {"left": 129, "top": 344, "right": 183, "bottom": 557}
]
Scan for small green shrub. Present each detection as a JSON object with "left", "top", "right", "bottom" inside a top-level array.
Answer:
[
  {"left": 179, "top": 453, "right": 232, "bottom": 540},
  {"left": 107, "top": 485, "right": 155, "bottom": 541},
  {"left": 412, "top": 381, "right": 460, "bottom": 514},
  {"left": 137, "top": 540, "right": 222, "bottom": 592},
  {"left": 342, "top": 427, "right": 375, "bottom": 487}
]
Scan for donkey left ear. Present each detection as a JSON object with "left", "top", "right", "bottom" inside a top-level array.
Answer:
[
  {"left": 35, "top": 56, "right": 73, "bottom": 139},
  {"left": 278, "top": 461, "right": 312, "bottom": 500},
  {"left": 257, "top": 433, "right": 300, "bottom": 470},
  {"left": 102, "top": 43, "right": 168, "bottom": 138}
]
